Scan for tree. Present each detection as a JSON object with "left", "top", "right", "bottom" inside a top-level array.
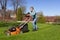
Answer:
[
  {"left": 37, "top": 12, "right": 45, "bottom": 23},
  {"left": 11, "top": 0, "right": 26, "bottom": 15},
  {"left": 17, "top": 7, "right": 23, "bottom": 21},
  {"left": 0, "top": 0, "right": 7, "bottom": 21},
  {"left": 54, "top": 16, "right": 60, "bottom": 24},
  {"left": 11, "top": 0, "right": 18, "bottom": 15},
  {"left": 11, "top": 0, "right": 26, "bottom": 20},
  {"left": 20, "top": 6, "right": 26, "bottom": 13}
]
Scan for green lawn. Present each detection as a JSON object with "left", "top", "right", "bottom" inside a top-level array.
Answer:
[{"left": 0, "top": 22, "right": 60, "bottom": 40}]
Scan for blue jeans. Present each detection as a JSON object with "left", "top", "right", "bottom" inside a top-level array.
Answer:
[{"left": 32, "top": 18, "right": 37, "bottom": 30}]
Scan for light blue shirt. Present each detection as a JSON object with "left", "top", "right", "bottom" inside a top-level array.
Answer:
[{"left": 30, "top": 10, "right": 37, "bottom": 19}]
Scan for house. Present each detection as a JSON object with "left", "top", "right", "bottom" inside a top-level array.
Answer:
[
  {"left": 0, "top": 10, "right": 16, "bottom": 21},
  {"left": 45, "top": 16, "right": 60, "bottom": 24}
]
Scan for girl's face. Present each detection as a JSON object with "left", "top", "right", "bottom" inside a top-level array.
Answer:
[{"left": 30, "top": 8, "right": 33, "bottom": 12}]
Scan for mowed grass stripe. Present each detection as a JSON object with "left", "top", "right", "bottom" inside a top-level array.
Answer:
[{"left": 0, "top": 23, "right": 60, "bottom": 40}]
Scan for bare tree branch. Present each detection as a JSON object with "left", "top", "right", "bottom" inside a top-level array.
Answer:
[{"left": 0, "top": 0, "right": 8, "bottom": 21}]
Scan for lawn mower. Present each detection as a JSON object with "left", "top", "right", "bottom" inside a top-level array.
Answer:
[{"left": 4, "top": 13, "right": 32, "bottom": 36}]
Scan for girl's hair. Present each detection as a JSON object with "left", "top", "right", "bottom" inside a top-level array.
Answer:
[
  {"left": 27, "top": 12, "right": 30, "bottom": 14},
  {"left": 25, "top": 12, "right": 30, "bottom": 17},
  {"left": 30, "top": 6, "right": 34, "bottom": 9}
]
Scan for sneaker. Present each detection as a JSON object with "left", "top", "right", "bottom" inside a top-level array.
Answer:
[{"left": 32, "top": 29, "right": 37, "bottom": 31}]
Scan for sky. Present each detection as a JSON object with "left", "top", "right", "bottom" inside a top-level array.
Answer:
[
  {"left": 26, "top": 0, "right": 60, "bottom": 16},
  {"left": 6, "top": 0, "right": 60, "bottom": 16}
]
